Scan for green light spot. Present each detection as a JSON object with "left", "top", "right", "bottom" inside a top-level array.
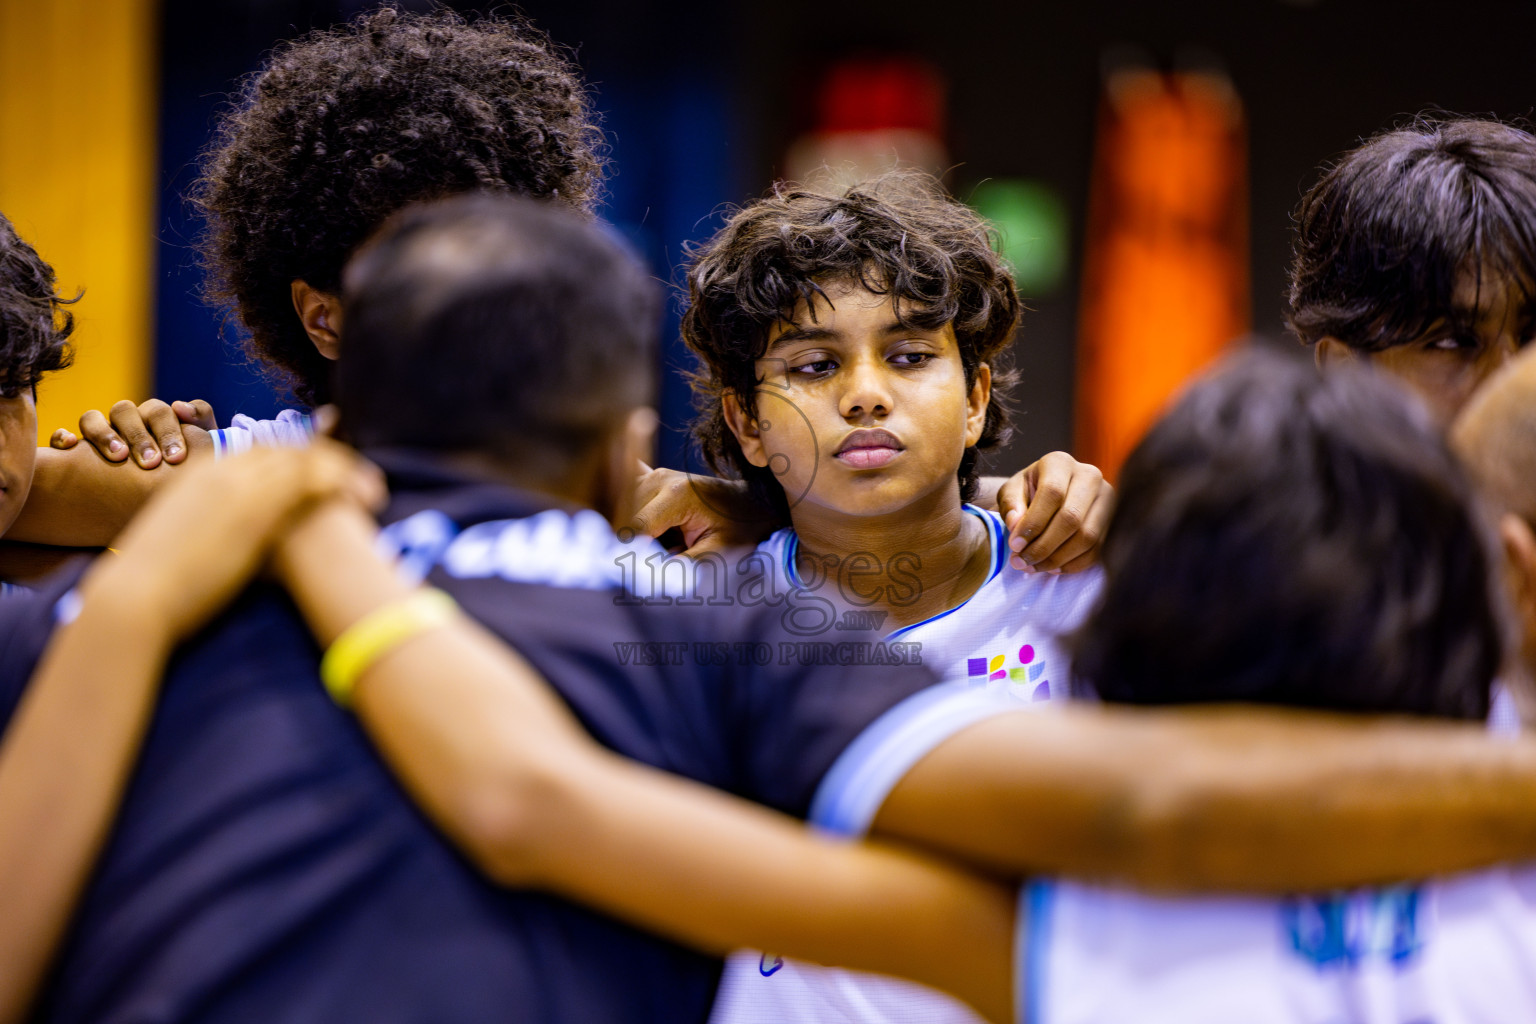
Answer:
[{"left": 971, "top": 179, "right": 1069, "bottom": 295}]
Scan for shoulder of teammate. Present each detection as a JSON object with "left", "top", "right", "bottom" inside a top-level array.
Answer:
[
  {"left": 686, "top": 522, "right": 1022, "bottom": 822},
  {"left": 380, "top": 506, "right": 746, "bottom": 789},
  {"left": 972, "top": 503, "right": 1105, "bottom": 594}
]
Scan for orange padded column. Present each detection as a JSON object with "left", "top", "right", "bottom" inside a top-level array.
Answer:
[
  {"left": 1074, "top": 68, "right": 1248, "bottom": 480},
  {"left": 0, "top": 0, "right": 158, "bottom": 442}
]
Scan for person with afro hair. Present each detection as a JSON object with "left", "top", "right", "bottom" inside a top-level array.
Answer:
[{"left": 197, "top": 5, "right": 604, "bottom": 411}]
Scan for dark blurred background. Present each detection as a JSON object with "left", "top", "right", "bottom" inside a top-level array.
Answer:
[{"left": 95, "top": 0, "right": 1536, "bottom": 471}]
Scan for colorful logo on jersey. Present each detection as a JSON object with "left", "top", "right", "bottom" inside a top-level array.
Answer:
[
  {"left": 1283, "top": 887, "right": 1424, "bottom": 968},
  {"left": 759, "top": 953, "right": 784, "bottom": 976},
  {"left": 967, "top": 644, "right": 1051, "bottom": 700}
]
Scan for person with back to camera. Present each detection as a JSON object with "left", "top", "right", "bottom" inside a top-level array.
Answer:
[{"left": 1012, "top": 347, "right": 1536, "bottom": 1024}]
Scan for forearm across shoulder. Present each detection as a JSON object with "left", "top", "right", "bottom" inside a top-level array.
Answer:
[
  {"left": 9, "top": 427, "right": 213, "bottom": 547},
  {"left": 873, "top": 704, "right": 1536, "bottom": 892}
]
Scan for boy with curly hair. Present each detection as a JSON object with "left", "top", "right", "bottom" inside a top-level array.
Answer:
[
  {"left": 686, "top": 171, "right": 1098, "bottom": 664},
  {"left": 682, "top": 170, "right": 1103, "bottom": 1023}
]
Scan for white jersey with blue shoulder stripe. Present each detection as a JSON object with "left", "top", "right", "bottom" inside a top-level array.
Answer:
[
  {"left": 710, "top": 505, "right": 1104, "bottom": 1024},
  {"left": 209, "top": 409, "right": 314, "bottom": 459}
]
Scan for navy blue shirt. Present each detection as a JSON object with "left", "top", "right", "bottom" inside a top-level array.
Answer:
[{"left": 0, "top": 452, "right": 945, "bottom": 1024}]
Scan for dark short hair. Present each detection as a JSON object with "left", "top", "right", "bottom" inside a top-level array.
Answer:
[
  {"left": 337, "top": 194, "right": 659, "bottom": 466},
  {"left": 1287, "top": 117, "right": 1536, "bottom": 351},
  {"left": 1074, "top": 349, "right": 1501, "bottom": 720},
  {"left": 682, "top": 170, "right": 1021, "bottom": 517},
  {"left": 194, "top": 7, "right": 604, "bottom": 406},
  {"left": 0, "top": 212, "right": 75, "bottom": 396}
]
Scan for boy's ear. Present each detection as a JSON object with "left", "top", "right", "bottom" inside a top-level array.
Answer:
[
  {"left": 606, "top": 406, "right": 659, "bottom": 527},
  {"left": 722, "top": 391, "right": 770, "bottom": 468},
  {"left": 1314, "top": 337, "right": 1357, "bottom": 374},
  {"left": 621, "top": 405, "right": 658, "bottom": 470},
  {"left": 291, "top": 280, "right": 344, "bottom": 361},
  {"left": 964, "top": 363, "right": 993, "bottom": 448}
]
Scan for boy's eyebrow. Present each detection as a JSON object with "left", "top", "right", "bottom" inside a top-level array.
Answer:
[
  {"left": 765, "top": 325, "right": 839, "bottom": 350},
  {"left": 765, "top": 319, "right": 931, "bottom": 352}
]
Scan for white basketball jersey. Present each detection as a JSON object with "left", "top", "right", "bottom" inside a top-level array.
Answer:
[
  {"left": 710, "top": 506, "right": 1103, "bottom": 1024},
  {"left": 1023, "top": 866, "right": 1536, "bottom": 1024}
]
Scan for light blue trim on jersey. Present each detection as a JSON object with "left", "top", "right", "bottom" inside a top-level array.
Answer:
[
  {"left": 783, "top": 530, "right": 805, "bottom": 589},
  {"left": 982, "top": 504, "right": 1007, "bottom": 577},
  {"left": 808, "top": 683, "right": 1015, "bottom": 836},
  {"left": 1020, "top": 880, "right": 1054, "bottom": 1024},
  {"left": 885, "top": 505, "right": 1007, "bottom": 642}
]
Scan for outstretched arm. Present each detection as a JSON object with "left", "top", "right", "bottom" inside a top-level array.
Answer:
[
  {"left": 876, "top": 704, "right": 1536, "bottom": 892},
  {"left": 272, "top": 502, "right": 1015, "bottom": 1023},
  {"left": 6, "top": 429, "right": 212, "bottom": 548},
  {"left": 0, "top": 443, "right": 377, "bottom": 1024},
  {"left": 278, "top": 506, "right": 1536, "bottom": 895}
]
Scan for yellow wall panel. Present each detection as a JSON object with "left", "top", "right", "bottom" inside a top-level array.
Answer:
[{"left": 0, "top": 0, "right": 158, "bottom": 442}]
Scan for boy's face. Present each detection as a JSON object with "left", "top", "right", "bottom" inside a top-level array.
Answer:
[
  {"left": 724, "top": 279, "right": 989, "bottom": 521},
  {"left": 0, "top": 390, "right": 37, "bottom": 537},
  {"left": 1320, "top": 268, "right": 1532, "bottom": 422}
]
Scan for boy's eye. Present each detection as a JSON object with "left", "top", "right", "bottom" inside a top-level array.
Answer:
[
  {"left": 1427, "top": 336, "right": 1475, "bottom": 352},
  {"left": 890, "top": 351, "right": 933, "bottom": 367},
  {"left": 791, "top": 359, "right": 837, "bottom": 376}
]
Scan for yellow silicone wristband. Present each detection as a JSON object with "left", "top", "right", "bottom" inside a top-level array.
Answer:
[{"left": 320, "top": 589, "right": 458, "bottom": 707}]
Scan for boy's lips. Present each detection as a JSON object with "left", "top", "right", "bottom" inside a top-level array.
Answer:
[{"left": 834, "top": 428, "right": 905, "bottom": 469}]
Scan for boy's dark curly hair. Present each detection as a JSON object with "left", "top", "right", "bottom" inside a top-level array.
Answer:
[
  {"left": 682, "top": 170, "right": 1021, "bottom": 518},
  {"left": 193, "top": 6, "right": 605, "bottom": 406},
  {"left": 1287, "top": 117, "right": 1536, "bottom": 351},
  {"left": 0, "top": 212, "right": 75, "bottom": 397}
]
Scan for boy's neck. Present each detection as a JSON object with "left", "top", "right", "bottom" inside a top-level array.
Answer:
[{"left": 788, "top": 484, "right": 994, "bottom": 630}]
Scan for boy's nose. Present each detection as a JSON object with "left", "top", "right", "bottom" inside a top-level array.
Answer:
[{"left": 838, "top": 362, "right": 893, "bottom": 420}]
